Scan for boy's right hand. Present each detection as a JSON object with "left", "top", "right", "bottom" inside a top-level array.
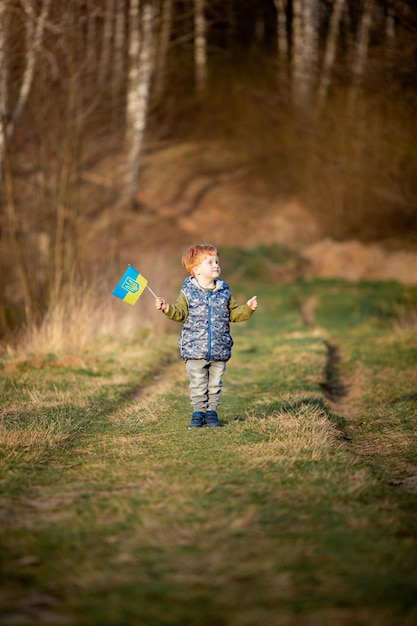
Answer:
[{"left": 156, "top": 297, "right": 167, "bottom": 312}]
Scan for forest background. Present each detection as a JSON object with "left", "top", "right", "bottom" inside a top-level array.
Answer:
[
  {"left": 0, "top": 0, "right": 416, "bottom": 345},
  {"left": 1, "top": 4, "right": 417, "bottom": 622}
]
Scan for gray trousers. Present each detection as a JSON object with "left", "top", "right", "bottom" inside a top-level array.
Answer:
[{"left": 185, "top": 359, "right": 226, "bottom": 412}]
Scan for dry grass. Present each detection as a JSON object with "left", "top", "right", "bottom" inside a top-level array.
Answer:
[
  {"left": 4, "top": 253, "right": 183, "bottom": 358},
  {"left": 6, "top": 283, "right": 127, "bottom": 357},
  {"left": 0, "top": 411, "right": 81, "bottom": 459},
  {"left": 393, "top": 303, "right": 417, "bottom": 333},
  {"left": 1, "top": 278, "right": 417, "bottom": 625},
  {"left": 237, "top": 403, "right": 343, "bottom": 469}
]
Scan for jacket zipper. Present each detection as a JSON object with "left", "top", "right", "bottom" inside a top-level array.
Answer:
[{"left": 207, "top": 290, "right": 212, "bottom": 360}]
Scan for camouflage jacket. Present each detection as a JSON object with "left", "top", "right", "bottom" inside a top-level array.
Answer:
[{"left": 164, "top": 277, "right": 253, "bottom": 361}]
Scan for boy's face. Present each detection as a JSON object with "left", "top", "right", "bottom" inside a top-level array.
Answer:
[{"left": 194, "top": 254, "right": 221, "bottom": 281}]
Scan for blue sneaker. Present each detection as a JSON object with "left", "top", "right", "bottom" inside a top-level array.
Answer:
[
  {"left": 206, "top": 410, "right": 221, "bottom": 428},
  {"left": 188, "top": 411, "right": 205, "bottom": 429}
]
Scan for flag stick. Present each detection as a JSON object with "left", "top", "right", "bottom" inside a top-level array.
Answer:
[
  {"left": 146, "top": 284, "right": 158, "bottom": 299},
  {"left": 126, "top": 264, "right": 158, "bottom": 299}
]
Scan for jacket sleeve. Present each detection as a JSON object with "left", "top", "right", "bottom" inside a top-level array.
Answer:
[
  {"left": 164, "top": 291, "right": 189, "bottom": 322},
  {"left": 229, "top": 296, "right": 254, "bottom": 323}
]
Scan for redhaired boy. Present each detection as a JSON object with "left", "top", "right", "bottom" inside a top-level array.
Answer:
[{"left": 156, "top": 244, "right": 257, "bottom": 428}]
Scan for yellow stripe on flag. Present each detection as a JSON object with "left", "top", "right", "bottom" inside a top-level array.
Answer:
[{"left": 123, "top": 273, "right": 148, "bottom": 305}]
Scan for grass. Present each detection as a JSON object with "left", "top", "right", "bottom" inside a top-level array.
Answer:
[{"left": 1, "top": 252, "right": 417, "bottom": 625}]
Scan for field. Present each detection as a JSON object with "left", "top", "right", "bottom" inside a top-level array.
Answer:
[{"left": 1, "top": 248, "right": 417, "bottom": 626}]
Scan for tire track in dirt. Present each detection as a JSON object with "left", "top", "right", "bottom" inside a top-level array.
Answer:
[
  {"left": 299, "top": 296, "right": 417, "bottom": 494},
  {"left": 299, "top": 296, "right": 361, "bottom": 425},
  {"left": 129, "top": 357, "right": 185, "bottom": 405}
]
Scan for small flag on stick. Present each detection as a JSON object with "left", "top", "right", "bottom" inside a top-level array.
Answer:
[{"left": 112, "top": 265, "right": 156, "bottom": 305}]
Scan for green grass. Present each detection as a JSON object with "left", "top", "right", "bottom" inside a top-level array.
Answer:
[{"left": 1, "top": 262, "right": 417, "bottom": 625}]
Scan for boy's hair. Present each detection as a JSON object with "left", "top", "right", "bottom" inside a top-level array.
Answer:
[{"left": 182, "top": 244, "right": 218, "bottom": 276}]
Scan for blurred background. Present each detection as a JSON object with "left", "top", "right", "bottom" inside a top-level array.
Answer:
[{"left": 0, "top": 0, "right": 416, "bottom": 343}]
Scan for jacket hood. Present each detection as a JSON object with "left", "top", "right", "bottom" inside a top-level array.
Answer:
[{"left": 185, "top": 277, "right": 227, "bottom": 292}]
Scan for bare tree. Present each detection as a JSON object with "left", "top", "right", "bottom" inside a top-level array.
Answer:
[
  {"left": 85, "top": 0, "right": 101, "bottom": 67},
  {"left": 0, "top": 0, "right": 51, "bottom": 327},
  {"left": 0, "top": 0, "right": 51, "bottom": 176},
  {"left": 2, "top": 120, "right": 35, "bottom": 325},
  {"left": 348, "top": 0, "right": 374, "bottom": 111},
  {"left": 291, "top": 0, "right": 319, "bottom": 108},
  {"left": 317, "top": 0, "right": 345, "bottom": 109},
  {"left": 386, "top": 1, "right": 395, "bottom": 40},
  {"left": 124, "top": 0, "right": 154, "bottom": 207},
  {"left": 98, "top": 0, "right": 117, "bottom": 86},
  {"left": 11, "top": 0, "right": 51, "bottom": 131},
  {"left": 291, "top": 0, "right": 304, "bottom": 106},
  {"left": 0, "top": 1, "right": 8, "bottom": 333},
  {"left": 274, "top": 0, "right": 288, "bottom": 60},
  {"left": 0, "top": 0, "right": 9, "bottom": 179},
  {"left": 113, "top": 0, "right": 127, "bottom": 108},
  {"left": 303, "top": 0, "right": 318, "bottom": 98},
  {"left": 274, "top": 0, "right": 288, "bottom": 85},
  {"left": 194, "top": 0, "right": 207, "bottom": 92}
]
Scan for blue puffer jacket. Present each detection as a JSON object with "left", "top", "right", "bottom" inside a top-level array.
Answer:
[{"left": 179, "top": 277, "right": 233, "bottom": 361}]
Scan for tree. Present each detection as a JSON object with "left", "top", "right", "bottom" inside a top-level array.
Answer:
[
  {"left": 348, "top": 0, "right": 374, "bottom": 111},
  {"left": 316, "top": 0, "right": 345, "bottom": 109},
  {"left": 194, "top": 0, "right": 207, "bottom": 92},
  {"left": 275, "top": 0, "right": 288, "bottom": 58},
  {"left": 0, "top": 1, "right": 9, "bottom": 177},
  {"left": 98, "top": 0, "right": 116, "bottom": 86},
  {"left": 0, "top": 0, "right": 51, "bottom": 177},
  {"left": 0, "top": 0, "right": 416, "bottom": 338},
  {"left": 124, "top": 0, "right": 154, "bottom": 207},
  {"left": 0, "top": 0, "right": 8, "bottom": 333},
  {"left": 154, "top": 0, "right": 173, "bottom": 99},
  {"left": 291, "top": 0, "right": 319, "bottom": 109},
  {"left": 0, "top": 0, "right": 51, "bottom": 328}
]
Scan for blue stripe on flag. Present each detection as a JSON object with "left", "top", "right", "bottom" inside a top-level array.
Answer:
[{"left": 112, "top": 265, "right": 148, "bottom": 305}]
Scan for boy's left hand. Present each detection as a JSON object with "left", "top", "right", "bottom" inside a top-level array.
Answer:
[{"left": 247, "top": 296, "right": 257, "bottom": 311}]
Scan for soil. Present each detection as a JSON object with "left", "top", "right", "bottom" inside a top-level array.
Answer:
[{"left": 78, "top": 141, "right": 417, "bottom": 285}]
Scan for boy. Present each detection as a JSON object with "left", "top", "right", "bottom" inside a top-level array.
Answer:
[{"left": 156, "top": 244, "right": 257, "bottom": 428}]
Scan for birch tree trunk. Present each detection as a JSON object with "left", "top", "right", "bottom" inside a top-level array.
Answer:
[
  {"left": 11, "top": 0, "right": 51, "bottom": 132},
  {"left": 316, "top": 0, "right": 345, "bottom": 109},
  {"left": 348, "top": 0, "right": 373, "bottom": 111},
  {"left": 302, "top": 0, "right": 318, "bottom": 100},
  {"left": 274, "top": 0, "right": 288, "bottom": 61},
  {"left": 0, "top": 0, "right": 50, "bottom": 325},
  {"left": 194, "top": 0, "right": 207, "bottom": 92},
  {"left": 274, "top": 0, "right": 288, "bottom": 85},
  {"left": 291, "top": 0, "right": 305, "bottom": 107},
  {"left": 124, "top": 0, "right": 154, "bottom": 207},
  {"left": 291, "top": 0, "right": 319, "bottom": 109}
]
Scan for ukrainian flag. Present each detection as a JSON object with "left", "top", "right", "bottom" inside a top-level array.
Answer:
[{"left": 112, "top": 265, "right": 148, "bottom": 305}]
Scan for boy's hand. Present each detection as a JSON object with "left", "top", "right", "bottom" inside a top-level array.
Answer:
[
  {"left": 247, "top": 296, "right": 257, "bottom": 311},
  {"left": 156, "top": 297, "right": 167, "bottom": 312}
]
